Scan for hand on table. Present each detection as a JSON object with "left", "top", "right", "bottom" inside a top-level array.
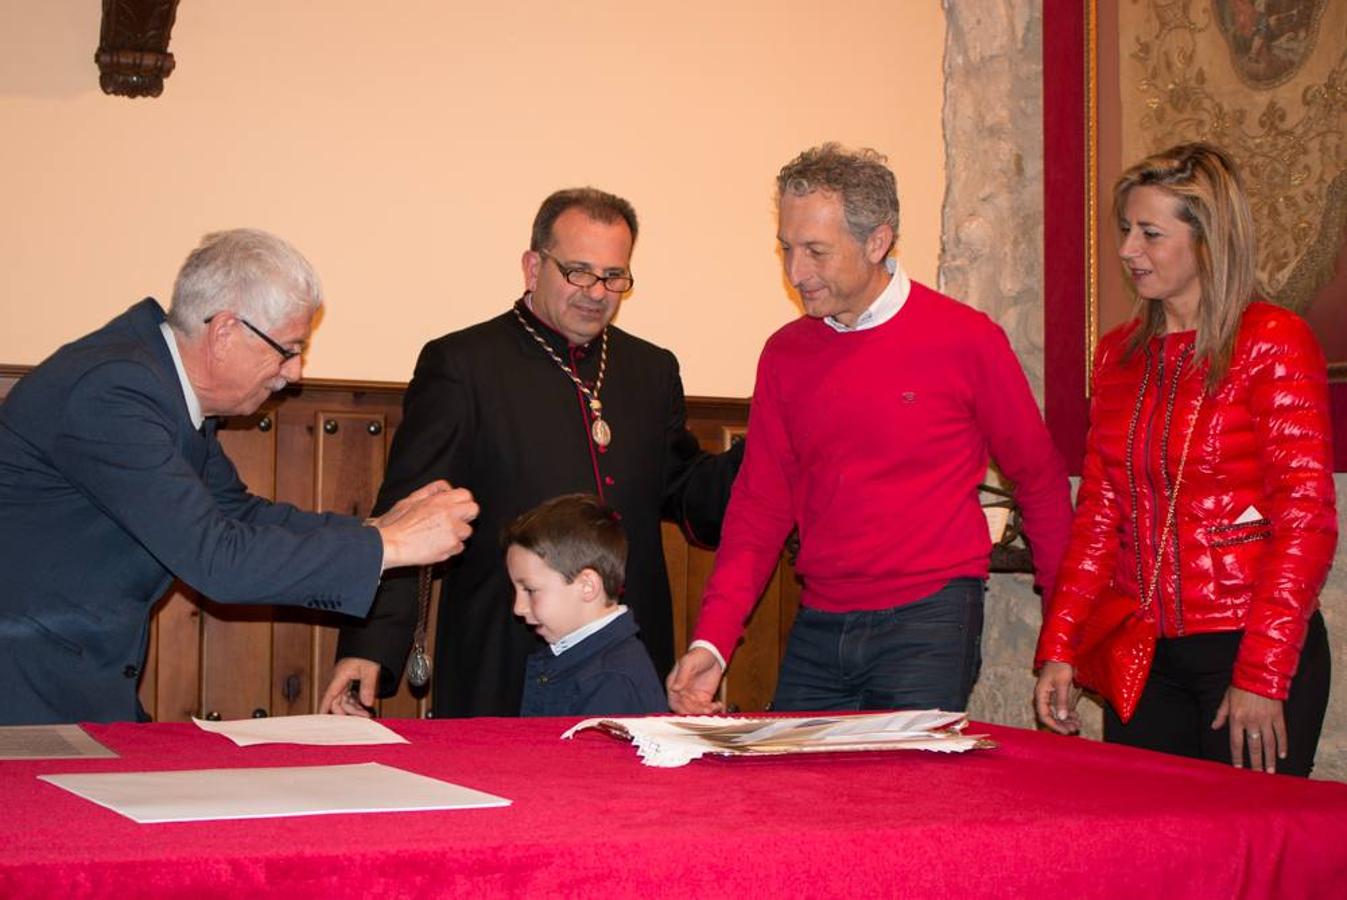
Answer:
[
  {"left": 1212, "top": 686, "right": 1285, "bottom": 774},
  {"left": 1034, "top": 661, "right": 1081, "bottom": 735},
  {"left": 319, "top": 657, "right": 380, "bottom": 717},
  {"left": 666, "top": 647, "right": 725, "bottom": 714}
]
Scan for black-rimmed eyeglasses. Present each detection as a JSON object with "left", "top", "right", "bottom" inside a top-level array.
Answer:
[
  {"left": 203, "top": 315, "right": 303, "bottom": 362},
  {"left": 539, "top": 250, "right": 635, "bottom": 293}
]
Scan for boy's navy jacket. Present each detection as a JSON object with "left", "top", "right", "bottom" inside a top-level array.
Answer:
[{"left": 519, "top": 609, "right": 668, "bottom": 717}]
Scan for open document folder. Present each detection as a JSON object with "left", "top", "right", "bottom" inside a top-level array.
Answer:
[{"left": 562, "top": 710, "right": 995, "bottom": 768}]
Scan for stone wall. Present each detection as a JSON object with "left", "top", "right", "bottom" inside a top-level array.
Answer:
[
  {"left": 939, "top": 0, "right": 1060, "bottom": 732},
  {"left": 939, "top": 0, "right": 1344, "bottom": 781},
  {"left": 938, "top": 0, "right": 1044, "bottom": 402}
]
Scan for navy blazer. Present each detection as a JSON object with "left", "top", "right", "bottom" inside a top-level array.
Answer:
[
  {"left": 519, "top": 608, "right": 669, "bottom": 717},
  {"left": 0, "top": 300, "right": 382, "bottom": 725}
]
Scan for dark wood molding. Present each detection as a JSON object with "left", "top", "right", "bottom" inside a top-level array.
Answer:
[{"left": 96, "top": 0, "right": 182, "bottom": 98}]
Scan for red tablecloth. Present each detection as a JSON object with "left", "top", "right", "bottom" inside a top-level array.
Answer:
[{"left": 2, "top": 717, "right": 1345, "bottom": 898}]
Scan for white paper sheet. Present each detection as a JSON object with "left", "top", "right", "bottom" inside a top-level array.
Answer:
[
  {"left": 0, "top": 724, "right": 118, "bottom": 760},
  {"left": 192, "top": 714, "right": 409, "bottom": 746},
  {"left": 38, "top": 762, "right": 510, "bottom": 823}
]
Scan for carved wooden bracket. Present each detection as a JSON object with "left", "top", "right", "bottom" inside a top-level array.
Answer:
[{"left": 95, "top": 0, "right": 182, "bottom": 98}]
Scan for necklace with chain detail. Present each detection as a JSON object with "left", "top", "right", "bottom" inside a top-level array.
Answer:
[{"left": 513, "top": 301, "right": 612, "bottom": 447}]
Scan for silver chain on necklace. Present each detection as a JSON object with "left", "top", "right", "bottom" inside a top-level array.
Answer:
[{"left": 513, "top": 302, "right": 612, "bottom": 447}]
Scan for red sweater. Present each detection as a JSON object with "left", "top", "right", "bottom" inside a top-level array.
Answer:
[{"left": 694, "top": 282, "right": 1073, "bottom": 660}]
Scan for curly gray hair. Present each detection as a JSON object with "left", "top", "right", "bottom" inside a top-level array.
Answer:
[{"left": 777, "top": 143, "right": 899, "bottom": 246}]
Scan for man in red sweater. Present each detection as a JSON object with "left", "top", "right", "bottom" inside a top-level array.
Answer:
[{"left": 667, "top": 144, "right": 1072, "bottom": 714}]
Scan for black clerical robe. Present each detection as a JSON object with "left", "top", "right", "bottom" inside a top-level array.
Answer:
[{"left": 337, "top": 301, "right": 740, "bottom": 716}]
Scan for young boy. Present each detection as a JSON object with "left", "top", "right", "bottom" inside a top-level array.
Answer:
[{"left": 504, "top": 494, "right": 668, "bottom": 717}]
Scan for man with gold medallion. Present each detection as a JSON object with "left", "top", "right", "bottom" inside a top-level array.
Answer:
[{"left": 324, "top": 188, "right": 742, "bottom": 717}]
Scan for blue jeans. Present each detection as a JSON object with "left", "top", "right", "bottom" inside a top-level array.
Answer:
[{"left": 771, "top": 578, "right": 985, "bottom": 712}]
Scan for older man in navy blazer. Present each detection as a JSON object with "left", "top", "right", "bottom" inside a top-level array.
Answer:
[{"left": 0, "top": 229, "right": 478, "bottom": 725}]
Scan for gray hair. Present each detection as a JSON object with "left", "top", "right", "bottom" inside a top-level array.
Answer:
[
  {"left": 167, "top": 229, "right": 323, "bottom": 334},
  {"left": 777, "top": 143, "right": 899, "bottom": 246}
]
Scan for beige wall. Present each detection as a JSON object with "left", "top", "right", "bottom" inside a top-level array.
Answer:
[{"left": 0, "top": 1, "right": 947, "bottom": 395}]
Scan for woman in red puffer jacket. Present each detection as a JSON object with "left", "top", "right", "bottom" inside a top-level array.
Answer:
[{"left": 1033, "top": 143, "right": 1336, "bottom": 776}]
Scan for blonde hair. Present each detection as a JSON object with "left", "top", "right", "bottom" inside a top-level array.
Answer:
[{"left": 1115, "top": 142, "right": 1257, "bottom": 391}]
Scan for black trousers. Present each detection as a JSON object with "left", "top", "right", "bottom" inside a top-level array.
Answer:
[{"left": 1104, "top": 611, "right": 1330, "bottom": 777}]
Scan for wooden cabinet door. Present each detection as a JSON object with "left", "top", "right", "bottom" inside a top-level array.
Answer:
[
  {"left": 665, "top": 524, "right": 799, "bottom": 713},
  {"left": 136, "top": 385, "right": 405, "bottom": 722},
  {"left": 201, "top": 410, "right": 281, "bottom": 721},
  {"left": 138, "top": 587, "right": 203, "bottom": 721}
]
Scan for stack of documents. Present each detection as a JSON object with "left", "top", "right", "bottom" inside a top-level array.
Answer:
[{"left": 562, "top": 710, "right": 995, "bottom": 768}]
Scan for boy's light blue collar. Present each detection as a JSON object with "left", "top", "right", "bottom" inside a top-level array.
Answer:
[{"left": 550, "top": 604, "right": 628, "bottom": 656}]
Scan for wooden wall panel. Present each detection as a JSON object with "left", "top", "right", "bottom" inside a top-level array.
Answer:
[
  {"left": 198, "top": 600, "right": 274, "bottom": 720},
  {"left": 218, "top": 412, "right": 279, "bottom": 496},
  {"left": 138, "top": 609, "right": 160, "bottom": 720},
  {"left": 662, "top": 522, "right": 691, "bottom": 652},
  {"left": 271, "top": 618, "right": 318, "bottom": 717},
  {"left": 143, "top": 589, "right": 203, "bottom": 721},
  {"left": 675, "top": 412, "right": 795, "bottom": 712},
  {"left": 266, "top": 387, "right": 405, "bottom": 717},
  {"left": 724, "top": 566, "right": 785, "bottom": 713},
  {"left": 198, "top": 415, "right": 278, "bottom": 720},
  {"left": 272, "top": 394, "right": 325, "bottom": 716},
  {"left": 312, "top": 411, "right": 387, "bottom": 519},
  {"left": 671, "top": 541, "right": 799, "bottom": 713}
]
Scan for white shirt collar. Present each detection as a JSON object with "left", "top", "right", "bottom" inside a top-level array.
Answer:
[
  {"left": 823, "top": 257, "right": 911, "bottom": 333},
  {"left": 160, "top": 321, "right": 205, "bottom": 430},
  {"left": 550, "top": 604, "right": 628, "bottom": 656}
]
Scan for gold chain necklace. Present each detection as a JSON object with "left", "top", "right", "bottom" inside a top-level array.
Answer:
[
  {"left": 1138, "top": 390, "right": 1204, "bottom": 614},
  {"left": 513, "top": 303, "right": 612, "bottom": 447}
]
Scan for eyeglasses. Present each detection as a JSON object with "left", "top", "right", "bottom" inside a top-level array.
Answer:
[
  {"left": 539, "top": 250, "right": 634, "bottom": 293},
  {"left": 203, "top": 315, "right": 303, "bottom": 362}
]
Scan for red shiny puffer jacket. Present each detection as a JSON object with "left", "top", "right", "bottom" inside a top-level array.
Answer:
[{"left": 1035, "top": 302, "right": 1336, "bottom": 700}]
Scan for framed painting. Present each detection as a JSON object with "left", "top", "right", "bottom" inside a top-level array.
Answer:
[{"left": 1043, "top": 0, "right": 1347, "bottom": 472}]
